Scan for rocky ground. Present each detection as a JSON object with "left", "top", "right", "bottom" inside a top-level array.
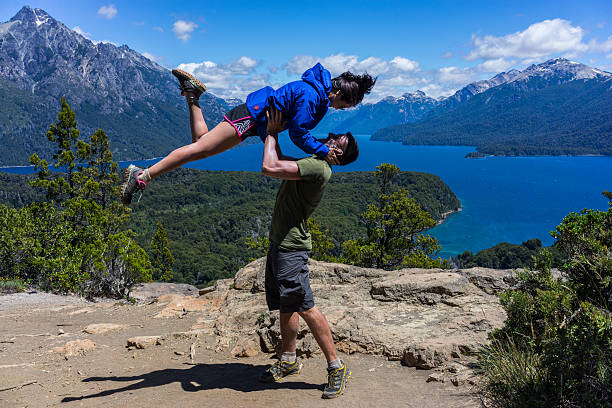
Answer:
[{"left": 0, "top": 260, "right": 519, "bottom": 407}]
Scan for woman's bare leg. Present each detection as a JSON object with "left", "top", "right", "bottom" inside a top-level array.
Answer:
[
  {"left": 146, "top": 121, "right": 239, "bottom": 180},
  {"left": 186, "top": 93, "right": 209, "bottom": 143}
]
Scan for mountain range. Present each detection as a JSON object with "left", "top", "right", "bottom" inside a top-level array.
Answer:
[
  {"left": 371, "top": 59, "right": 612, "bottom": 156},
  {"left": 0, "top": 6, "right": 610, "bottom": 165},
  {"left": 0, "top": 6, "right": 230, "bottom": 165}
]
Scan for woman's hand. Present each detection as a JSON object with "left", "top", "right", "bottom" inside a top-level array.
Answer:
[
  {"left": 266, "top": 107, "right": 286, "bottom": 136},
  {"left": 324, "top": 148, "right": 342, "bottom": 165}
]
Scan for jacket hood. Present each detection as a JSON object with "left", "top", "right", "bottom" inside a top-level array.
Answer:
[{"left": 301, "top": 63, "right": 332, "bottom": 98}]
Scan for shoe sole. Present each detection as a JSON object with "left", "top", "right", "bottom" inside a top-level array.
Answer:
[
  {"left": 321, "top": 370, "right": 351, "bottom": 399},
  {"left": 171, "top": 69, "right": 207, "bottom": 94},
  {"left": 120, "top": 165, "right": 143, "bottom": 205}
]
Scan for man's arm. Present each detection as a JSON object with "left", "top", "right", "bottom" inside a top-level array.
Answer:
[
  {"left": 262, "top": 134, "right": 302, "bottom": 180},
  {"left": 262, "top": 108, "right": 302, "bottom": 180}
]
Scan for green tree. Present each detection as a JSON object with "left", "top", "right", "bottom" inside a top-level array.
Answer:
[
  {"left": 150, "top": 222, "right": 174, "bottom": 282},
  {"left": 25, "top": 98, "right": 151, "bottom": 298},
  {"left": 307, "top": 218, "right": 337, "bottom": 262},
  {"left": 342, "top": 163, "right": 448, "bottom": 269}
]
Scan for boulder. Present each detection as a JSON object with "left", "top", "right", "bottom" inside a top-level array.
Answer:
[
  {"left": 127, "top": 336, "right": 163, "bottom": 349},
  {"left": 192, "top": 258, "right": 507, "bottom": 370},
  {"left": 371, "top": 272, "right": 478, "bottom": 304},
  {"left": 131, "top": 282, "right": 198, "bottom": 300},
  {"left": 233, "top": 257, "right": 266, "bottom": 292},
  {"left": 456, "top": 267, "right": 519, "bottom": 295},
  {"left": 53, "top": 339, "right": 97, "bottom": 357}
]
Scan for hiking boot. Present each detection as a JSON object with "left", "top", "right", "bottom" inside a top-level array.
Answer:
[
  {"left": 172, "top": 69, "right": 206, "bottom": 103},
  {"left": 120, "top": 164, "right": 146, "bottom": 205},
  {"left": 322, "top": 361, "right": 351, "bottom": 399},
  {"left": 259, "top": 359, "right": 303, "bottom": 383}
]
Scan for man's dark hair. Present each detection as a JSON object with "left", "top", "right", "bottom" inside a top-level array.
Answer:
[
  {"left": 328, "top": 132, "right": 359, "bottom": 166},
  {"left": 331, "top": 72, "right": 377, "bottom": 106}
]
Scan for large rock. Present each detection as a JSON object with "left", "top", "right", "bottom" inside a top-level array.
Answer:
[
  {"left": 127, "top": 336, "right": 163, "bottom": 349},
  {"left": 83, "top": 323, "right": 126, "bottom": 335},
  {"left": 52, "top": 339, "right": 97, "bottom": 357},
  {"left": 193, "top": 258, "right": 508, "bottom": 370},
  {"left": 371, "top": 271, "right": 478, "bottom": 304},
  {"left": 131, "top": 282, "right": 199, "bottom": 300}
]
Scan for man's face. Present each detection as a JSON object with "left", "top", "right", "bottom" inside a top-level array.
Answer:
[{"left": 324, "top": 134, "right": 348, "bottom": 153}]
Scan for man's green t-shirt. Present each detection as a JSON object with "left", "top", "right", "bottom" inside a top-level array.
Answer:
[{"left": 269, "top": 156, "right": 332, "bottom": 251}]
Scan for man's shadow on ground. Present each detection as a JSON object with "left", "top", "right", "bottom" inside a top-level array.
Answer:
[{"left": 61, "top": 362, "right": 322, "bottom": 403}]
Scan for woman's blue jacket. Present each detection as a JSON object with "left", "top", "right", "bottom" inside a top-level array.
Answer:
[{"left": 245, "top": 63, "right": 331, "bottom": 158}]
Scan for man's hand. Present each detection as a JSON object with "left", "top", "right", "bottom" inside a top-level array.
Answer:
[
  {"left": 324, "top": 147, "right": 342, "bottom": 165},
  {"left": 266, "top": 107, "right": 286, "bottom": 136}
]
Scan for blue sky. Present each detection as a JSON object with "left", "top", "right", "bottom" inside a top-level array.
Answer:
[{"left": 1, "top": 0, "right": 611, "bottom": 101}]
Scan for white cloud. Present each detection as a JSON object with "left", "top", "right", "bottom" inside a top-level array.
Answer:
[
  {"left": 97, "top": 5, "right": 117, "bottom": 20},
  {"left": 476, "top": 58, "right": 516, "bottom": 73},
  {"left": 438, "top": 66, "right": 473, "bottom": 84},
  {"left": 467, "top": 19, "right": 588, "bottom": 61},
  {"left": 73, "top": 26, "right": 91, "bottom": 38},
  {"left": 440, "top": 51, "right": 453, "bottom": 59},
  {"left": 133, "top": 21, "right": 145, "bottom": 26},
  {"left": 177, "top": 56, "right": 262, "bottom": 100},
  {"left": 153, "top": 26, "right": 164, "bottom": 33},
  {"left": 390, "top": 56, "right": 420, "bottom": 72},
  {"left": 173, "top": 20, "right": 198, "bottom": 42}
]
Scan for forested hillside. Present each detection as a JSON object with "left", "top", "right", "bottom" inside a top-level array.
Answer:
[{"left": 0, "top": 168, "right": 460, "bottom": 285}]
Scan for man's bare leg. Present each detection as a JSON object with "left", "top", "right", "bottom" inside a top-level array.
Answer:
[
  {"left": 280, "top": 312, "right": 299, "bottom": 354},
  {"left": 298, "top": 306, "right": 338, "bottom": 363},
  {"left": 146, "top": 121, "right": 239, "bottom": 180}
]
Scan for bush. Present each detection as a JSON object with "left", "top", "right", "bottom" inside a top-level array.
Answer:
[
  {"left": 0, "top": 277, "right": 27, "bottom": 293},
  {"left": 477, "top": 193, "right": 612, "bottom": 407},
  {"left": 0, "top": 98, "right": 152, "bottom": 299}
]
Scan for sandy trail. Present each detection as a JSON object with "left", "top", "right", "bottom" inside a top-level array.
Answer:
[{"left": 0, "top": 292, "right": 480, "bottom": 408}]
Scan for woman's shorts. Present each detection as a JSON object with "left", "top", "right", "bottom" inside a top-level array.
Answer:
[{"left": 223, "top": 104, "right": 259, "bottom": 141}]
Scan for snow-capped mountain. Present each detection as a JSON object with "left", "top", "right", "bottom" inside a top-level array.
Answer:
[{"left": 0, "top": 6, "right": 230, "bottom": 165}]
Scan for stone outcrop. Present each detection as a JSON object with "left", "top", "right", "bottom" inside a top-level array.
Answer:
[
  {"left": 149, "top": 259, "right": 512, "bottom": 372},
  {"left": 131, "top": 282, "right": 199, "bottom": 301}
]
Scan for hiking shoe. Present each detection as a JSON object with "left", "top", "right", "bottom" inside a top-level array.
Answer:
[
  {"left": 120, "top": 164, "right": 146, "bottom": 205},
  {"left": 322, "top": 361, "right": 351, "bottom": 399},
  {"left": 172, "top": 69, "right": 206, "bottom": 101},
  {"left": 259, "top": 359, "right": 303, "bottom": 383}
]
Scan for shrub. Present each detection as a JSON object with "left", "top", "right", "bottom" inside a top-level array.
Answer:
[{"left": 478, "top": 193, "right": 612, "bottom": 407}]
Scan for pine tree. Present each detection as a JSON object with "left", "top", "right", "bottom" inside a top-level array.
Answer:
[
  {"left": 151, "top": 222, "right": 174, "bottom": 282},
  {"left": 342, "top": 163, "right": 448, "bottom": 269}
]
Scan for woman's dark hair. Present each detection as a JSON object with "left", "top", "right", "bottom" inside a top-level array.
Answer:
[
  {"left": 331, "top": 72, "right": 377, "bottom": 106},
  {"left": 328, "top": 132, "right": 359, "bottom": 166}
]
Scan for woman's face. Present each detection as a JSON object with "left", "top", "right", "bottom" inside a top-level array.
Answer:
[{"left": 329, "top": 91, "right": 354, "bottom": 110}]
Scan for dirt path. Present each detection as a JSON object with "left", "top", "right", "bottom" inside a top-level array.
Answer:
[{"left": 0, "top": 292, "right": 481, "bottom": 407}]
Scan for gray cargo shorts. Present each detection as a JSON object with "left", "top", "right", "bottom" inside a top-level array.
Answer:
[{"left": 265, "top": 243, "right": 315, "bottom": 313}]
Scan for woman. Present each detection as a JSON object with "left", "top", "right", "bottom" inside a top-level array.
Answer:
[{"left": 121, "top": 63, "right": 375, "bottom": 204}]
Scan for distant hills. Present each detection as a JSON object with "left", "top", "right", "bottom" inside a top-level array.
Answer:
[
  {"left": 1, "top": 7, "right": 610, "bottom": 165},
  {"left": 369, "top": 59, "right": 612, "bottom": 156},
  {"left": 0, "top": 6, "right": 230, "bottom": 165}
]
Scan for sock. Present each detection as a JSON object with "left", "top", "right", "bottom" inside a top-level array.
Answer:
[
  {"left": 328, "top": 357, "right": 342, "bottom": 370},
  {"left": 281, "top": 352, "right": 296, "bottom": 363},
  {"left": 138, "top": 168, "right": 151, "bottom": 183}
]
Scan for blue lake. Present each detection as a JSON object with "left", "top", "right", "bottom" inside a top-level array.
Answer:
[{"left": 2, "top": 134, "right": 611, "bottom": 259}]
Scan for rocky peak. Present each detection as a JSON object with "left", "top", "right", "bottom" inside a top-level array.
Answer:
[{"left": 518, "top": 57, "right": 611, "bottom": 81}]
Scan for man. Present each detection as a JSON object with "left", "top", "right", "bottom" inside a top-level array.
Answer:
[{"left": 258, "top": 108, "right": 359, "bottom": 399}]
